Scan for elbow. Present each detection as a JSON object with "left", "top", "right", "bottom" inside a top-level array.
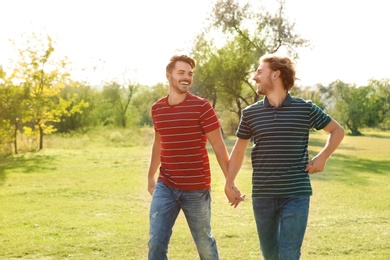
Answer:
[
  {"left": 334, "top": 125, "right": 345, "bottom": 144},
  {"left": 339, "top": 125, "right": 345, "bottom": 139}
]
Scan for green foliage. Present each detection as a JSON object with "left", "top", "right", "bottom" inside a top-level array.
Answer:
[
  {"left": 364, "top": 79, "right": 390, "bottom": 128},
  {"left": 132, "top": 83, "right": 168, "bottom": 126},
  {"left": 0, "top": 119, "right": 13, "bottom": 146},
  {"left": 10, "top": 33, "right": 73, "bottom": 150},
  {"left": 56, "top": 82, "right": 93, "bottom": 133},
  {"left": 99, "top": 81, "right": 138, "bottom": 128},
  {"left": 191, "top": 0, "right": 309, "bottom": 129},
  {"left": 0, "top": 67, "right": 28, "bottom": 152},
  {"left": 326, "top": 80, "right": 390, "bottom": 135},
  {"left": 290, "top": 85, "right": 327, "bottom": 111}
]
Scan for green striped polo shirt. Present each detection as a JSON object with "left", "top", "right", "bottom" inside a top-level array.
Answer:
[{"left": 236, "top": 93, "right": 332, "bottom": 198}]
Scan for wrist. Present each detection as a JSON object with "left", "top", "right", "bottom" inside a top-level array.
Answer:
[{"left": 225, "top": 180, "right": 235, "bottom": 187}]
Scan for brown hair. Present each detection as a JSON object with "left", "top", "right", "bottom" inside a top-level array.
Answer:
[
  {"left": 260, "top": 54, "right": 297, "bottom": 91},
  {"left": 166, "top": 55, "right": 196, "bottom": 74}
]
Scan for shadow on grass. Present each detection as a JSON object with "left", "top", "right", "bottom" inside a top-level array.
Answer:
[
  {"left": 0, "top": 153, "right": 57, "bottom": 185},
  {"left": 354, "top": 133, "right": 390, "bottom": 139},
  {"left": 309, "top": 136, "right": 359, "bottom": 151},
  {"left": 311, "top": 153, "right": 390, "bottom": 185}
]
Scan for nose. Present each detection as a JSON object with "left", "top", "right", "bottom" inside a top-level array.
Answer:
[{"left": 184, "top": 73, "right": 192, "bottom": 80}]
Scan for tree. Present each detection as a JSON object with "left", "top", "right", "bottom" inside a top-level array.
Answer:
[
  {"left": 192, "top": 33, "right": 259, "bottom": 120},
  {"left": 328, "top": 81, "right": 370, "bottom": 135},
  {"left": 290, "top": 85, "right": 327, "bottom": 111},
  {"left": 191, "top": 34, "right": 220, "bottom": 108},
  {"left": 365, "top": 79, "right": 390, "bottom": 129},
  {"left": 56, "top": 81, "right": 90, "bottom": 133},
  {"left": 12, "top": 33, "right": 73, "bottom": 150},
  {"left": 101, "top": 80, "right": 138, "bottom": 128},
  {"left": 1, "top": 64, "right": 45, "bottom": 154},
  {"left": 191, "top": 0, "right": 309, "bottom": 125},
  {"left": 0, "top": 72, "right": 27, "bottom": 154},
  {"left": 132, "top": 83, "right": 168, "bottom": 126},
  {"left": 0, "top": 69, "right": 18, "bottom": 153}
]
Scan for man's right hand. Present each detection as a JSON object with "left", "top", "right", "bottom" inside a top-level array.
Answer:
[
  {"left": 225, "top": 184, "right": 245, "bottom": 208},
  {"left": 148, "top": 178, "right": 156, "bottom": 195}
]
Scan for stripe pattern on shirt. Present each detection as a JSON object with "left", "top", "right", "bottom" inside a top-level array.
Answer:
[
  {"left": 152, "top": 93, "right": 220, "bottom": 190},
  {"left": 236, "top": 94, "right": 332, "bottom": 198}
]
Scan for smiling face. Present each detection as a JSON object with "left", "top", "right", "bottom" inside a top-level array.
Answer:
[
  {"left": 166, "top": 61, "right": 193, "bottom": 94},
  {"left": 253, "top": 61, "right": 274, "bottom": 95}
]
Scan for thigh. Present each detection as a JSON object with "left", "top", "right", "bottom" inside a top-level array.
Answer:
[
  {"left": 252, "top": 198, "right": 279, "bottom": 259},
  {"left": 180, "top": 189, "right": 211, "bottom": 228},
  {"left": 181, "top": 190, "right": 219, "bottom": 260},
  {"left": 279, "top": 196, "right": 310, "bottom": 258},
  {"left": 252, "top": 198, "right": 278, "bottom": 236},
  {"left": 149, "top": 181, "right": 181, "bottom": 238}
]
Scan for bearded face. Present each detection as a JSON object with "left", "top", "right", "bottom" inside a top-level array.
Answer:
[
  {"left": 167, "top": 61, "right": 193, "bottom": 95},
  {"left": 253, "top": 62, "right": 275, "bottom": 96}
]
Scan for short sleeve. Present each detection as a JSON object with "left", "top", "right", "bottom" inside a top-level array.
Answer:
[
  {"left": 236, "top": 110, "right": 253, "bottom": 139},
  {"left": 199, "top": 100, "right": 220, "bottom": 133},
  {"left": 309, "top": 102, "right": 332, "bottom": 130}
]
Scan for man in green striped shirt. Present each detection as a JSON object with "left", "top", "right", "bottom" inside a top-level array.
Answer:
[{"left": 225, "top": 54, "right": 345, "bottom": 260}]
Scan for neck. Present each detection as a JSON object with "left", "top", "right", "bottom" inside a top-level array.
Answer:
[
  {"left": 168, "top": 92, "right": 187, "bottom": 105},
  {"left": 267, "top": 91, "right": 287, "bottom": 107}
]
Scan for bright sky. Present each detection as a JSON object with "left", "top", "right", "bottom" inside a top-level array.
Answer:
[{"left": 1, "top": 0, "right": 389, "bottom": 87}]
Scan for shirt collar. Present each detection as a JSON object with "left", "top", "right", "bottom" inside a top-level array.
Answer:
[{"left": 263, "top": 93, "right": 293, "bottom": 107}]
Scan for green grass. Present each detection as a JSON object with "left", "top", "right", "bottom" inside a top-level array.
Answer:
[{"left": 0, "top": 128, "right": 389, "bottom": 259}]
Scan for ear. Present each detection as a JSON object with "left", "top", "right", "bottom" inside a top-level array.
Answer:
[
  {"left": 166, "top": 72, "right": 170, "bottom": 80},
  {"left": 273, "top": 70, "right": 280, "bottom": 80}
]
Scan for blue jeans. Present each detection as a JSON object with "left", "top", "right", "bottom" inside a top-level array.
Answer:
[
  {"left": 148, "top": 180, "right": 219, "bottom": 260},
  {"left": 252, "top": 196, "right": 310, "bottom": 260}
]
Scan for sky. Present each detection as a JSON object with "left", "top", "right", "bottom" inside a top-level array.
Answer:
[{"left": 1, "top": 0, "right": 389, "bottom": 87}]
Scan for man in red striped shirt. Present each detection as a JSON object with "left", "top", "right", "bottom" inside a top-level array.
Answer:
[{"left": 147, "top": 55, "right": 243, "bottom": 260}]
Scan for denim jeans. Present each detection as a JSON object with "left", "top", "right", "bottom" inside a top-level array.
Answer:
[
  {"left": 148, "top": 180, "right": 219, "bottom": 260},
  {"left": 252, "top": 196, "right": 310, "bottom": 260}
]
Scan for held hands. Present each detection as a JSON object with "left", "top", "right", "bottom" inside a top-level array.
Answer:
[{"left": 224, "top": 184, "right": 246, "bottom": 208}]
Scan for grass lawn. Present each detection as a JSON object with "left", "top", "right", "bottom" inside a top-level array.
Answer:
[{"left": 0, "top": 128, "right": 389, "bottom": 259}]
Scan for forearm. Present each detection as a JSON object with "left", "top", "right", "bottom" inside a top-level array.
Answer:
[
  {"left": 226, "top": 153, "right": 244, "bottom": 186},
  {"left": 213, "top": 143, "right": 229, "bottom": 177},
  {"left": 206, "top": 128, "right": 229, "bottom": 177},
  {"left": 148, "top": 132, "right": 161, "bottom": 180},
  {"left": 226, "top": 138, "right": 249, "bottom": 186},
  {"left": 148, "top": 158, "right": 160, "bottom": 180}
]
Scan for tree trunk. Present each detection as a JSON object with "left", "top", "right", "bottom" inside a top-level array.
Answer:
[
  {"left": 121, "top": 113, "right": 126, "bottom": 128},
  {"left": 39, "top": 125, "right": 44, "bottom": 150},
  {"left": 13, "top": 122, "right": 18, "bottom": 154},
  {"left": 346, "top": 120, "right": 361, "bottom": 136},
  {"left": 235, "top": 98, "right": 242, "bottom": 122}
]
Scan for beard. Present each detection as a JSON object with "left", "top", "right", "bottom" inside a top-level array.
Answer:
[
  {"left": 256, "top": 75, "right": 273, "bottom": 95},
  {"left": 171, "top": 80, "right": 191, "bottom": 94}
]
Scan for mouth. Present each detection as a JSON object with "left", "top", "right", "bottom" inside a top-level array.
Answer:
[{"left": 180, "top": 81, "right": 190, "bottom": 86}]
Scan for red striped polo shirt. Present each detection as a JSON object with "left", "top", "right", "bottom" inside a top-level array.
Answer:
[{"left": 151, "top": 93, "right": 221, "bottom": 190}]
